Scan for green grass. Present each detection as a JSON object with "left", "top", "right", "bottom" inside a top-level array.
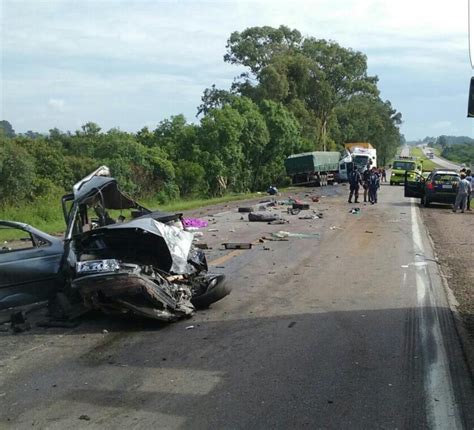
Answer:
[
  {"left": 0, "top": 191, "right": 263, "bottom": 241},
  {"left": 410, "top": 146, "right": 440, "bottom": 171}
]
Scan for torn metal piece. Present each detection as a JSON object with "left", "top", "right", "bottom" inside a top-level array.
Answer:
[{"left": 223, "top": 243, "right": 252, "bottom": 250}]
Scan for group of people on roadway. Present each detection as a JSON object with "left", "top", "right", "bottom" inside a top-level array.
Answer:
[
  {"left": 453, "top": 169, "right": 472, "bottom": 213},
  {"left": 348, "top": 166, "right": 382, "bottom": 204}
]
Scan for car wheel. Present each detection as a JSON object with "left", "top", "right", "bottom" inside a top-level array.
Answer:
[{"left": 191, "top": 274, "right": 232, "bottom": 309}]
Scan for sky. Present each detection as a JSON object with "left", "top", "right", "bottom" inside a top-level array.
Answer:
[{"left": 1, "top": 0, "right": 474, "bottom": 140}]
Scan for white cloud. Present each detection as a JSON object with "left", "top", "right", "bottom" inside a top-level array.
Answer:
[
  {"left": 2, "top": 0, "right": 473, "bottom": 138},
  {"left": 47, "top": 98, "right": 65, "bottom": 112}
]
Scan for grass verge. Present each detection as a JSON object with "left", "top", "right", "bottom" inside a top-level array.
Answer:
[
  {"left": 410, "top": 146, "right": 440, "bottom": 171},
  {"left": 0, "top": 191, "right": 261, "bottom": 240}
]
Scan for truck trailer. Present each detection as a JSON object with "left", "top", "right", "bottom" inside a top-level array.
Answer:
[{"left": 284, "top": 151, "right": 341, "bottom": 186}]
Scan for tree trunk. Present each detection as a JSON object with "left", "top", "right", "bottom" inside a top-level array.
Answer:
[{"left": 320, "top": 118, "right": 328, "bottom": 152}]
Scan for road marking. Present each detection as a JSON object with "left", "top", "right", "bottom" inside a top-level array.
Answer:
[
  {"left": 410, "top": 200, "right": 461, "bottom": 429},
  {"left": 209, "top": 249, "right": 246, "bottom": 266}
]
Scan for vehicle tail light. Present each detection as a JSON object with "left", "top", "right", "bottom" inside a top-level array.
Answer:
[{"left": 426, "top": 182, "right": 434, "bottom": 190}]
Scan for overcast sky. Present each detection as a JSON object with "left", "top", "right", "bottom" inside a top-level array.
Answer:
[{"left": 1, "top": 0, "right": 474, "bottom": 140}]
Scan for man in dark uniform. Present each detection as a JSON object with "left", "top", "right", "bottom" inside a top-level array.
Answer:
[
  {"left": 368, "top": 167, "right": 380, "bottom": 204},
  {"left": 348, "top": 168, "right": 362, "bottom": 203},
  {"left": 362, "top": 168, "right": 370, "bottom": 203}
]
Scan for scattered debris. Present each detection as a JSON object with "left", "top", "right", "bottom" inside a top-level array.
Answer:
[
  {"left": 330, "top": 226, "right": 343, "bottom": 230},
  {"left": 288, "top": 207, "right": 301, "bottom": 215},
  {"left": 311, "top": 196, "right": 320, "bottom": 202},
  {"left": 288, "top": 321, "right": 296, "bottom": 328},
  {"left": 248, "top": 212, "right": 281, "bottom": 222},
  {"left": 223, "top": 243, "right": 252, "bottom": 250},
  {"left": 185, "top": 325, "right": 195, "bottom": 330},
  {"left": 79, "top": 415, "right": 91, "bottom": 421},
  {"left": 182, "top": 218, "right": 209, "bottom": 229},
  {"left": 271, "top": 231, "right": 320, "bottom": 239},
  {"left": 238, "top": 207, "right": 253, "bottom": 213},
  {"left": 268, "top": 219, "right": 289, "bottom": 225},
  {"left": 292, "top": 203, "right": 310, "bottom": 210},
  {"left": 208, "top": 228, "right": 219, "bottom": 232},
  {"left": 261, "top": 236, "right": 289, "bottom": 242},
  {"left": 194, "top": 243, "right": 210, "bottom": 250},
  {"left": 349, "top": 207, "right": 361, "bottom": 214},
  {"left": 365, "top": 230, "right": 374, "bottom": 234}
]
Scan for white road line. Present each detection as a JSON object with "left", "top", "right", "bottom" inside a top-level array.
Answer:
[{"left": 410, "top": 200, "right": 461, "bottom": 429}]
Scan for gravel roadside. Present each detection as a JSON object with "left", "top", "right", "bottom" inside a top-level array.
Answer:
[{"left": 421, "top": 206, "right": 474, "bottom": 370}]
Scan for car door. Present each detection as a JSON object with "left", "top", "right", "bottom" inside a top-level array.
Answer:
[
  {"left": 0, "top": 223, "right": 63, "bottom": 309},
  {"left": 404, "top": 171, "right": 425, "bottom": 198}
]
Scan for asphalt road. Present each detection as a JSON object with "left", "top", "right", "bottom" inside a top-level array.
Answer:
[
  {"left": 1, "top": 184, "right": 473, "bottom": 429},
  {"left": 421, "top": 146, "right": 461, "bottom": 170}
]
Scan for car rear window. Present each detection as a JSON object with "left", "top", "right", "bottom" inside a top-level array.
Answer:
[{"left": 432, "top": 174, "right": 459, "bottom": 183}]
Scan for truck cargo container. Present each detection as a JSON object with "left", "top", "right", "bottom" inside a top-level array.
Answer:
[{"left": 284, "top": 151, "right": 341, "bottom": 185}]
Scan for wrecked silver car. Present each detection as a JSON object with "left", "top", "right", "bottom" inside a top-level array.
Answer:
[{"left": 62, "top": 167, "right": 230, "bottom": 321}]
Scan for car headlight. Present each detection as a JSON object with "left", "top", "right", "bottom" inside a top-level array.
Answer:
[
  {"left": 391, "top": 172, "right": 396, "bottom": 177},
  {"left": 76, "top": 259, "right": 120, "bottom": 274}
]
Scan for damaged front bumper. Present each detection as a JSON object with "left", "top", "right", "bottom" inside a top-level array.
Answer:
[{"left": 73, "top": 264, "right": 195, "bottom": 321}]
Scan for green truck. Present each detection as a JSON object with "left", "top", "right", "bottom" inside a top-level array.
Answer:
[
  {"left": 390, "top": 157, "right": 422, "bottom": 185},
  {"left": 284, "top": 151, "right": 341, "bottom": 185}
]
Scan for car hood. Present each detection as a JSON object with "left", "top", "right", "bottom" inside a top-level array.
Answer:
[{"left": 77, "top": 218, "right": 194, "bottom": 274}]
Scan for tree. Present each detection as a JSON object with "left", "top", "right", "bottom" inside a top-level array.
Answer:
[
  {"left": 0, "top": 140, "right": 36, "bottom": 204},
  {"left": 224, "top": 25, "right": 302, "bottom": 75},
  {"left": 301, "top": 38, "right": 379, "bottom": 150},
  {"left": 0, "top": 120, "right": 15, "bottom": 138}
]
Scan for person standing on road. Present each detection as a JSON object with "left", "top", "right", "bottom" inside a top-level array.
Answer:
[
  {"left": 453, "top": 172, "right": 470, "bottom": 213},
  {"left": 362, "top": 168, "right": 371, "bottom": 203},
  {"left": 348, "top": 167, "right": 362, "bottom": 204},
  {"left": 381, "top": 168, "right": 387, "bottom": 182},
  {"left": 465, "top": 169, "right": 472, "bottom": 211},
  {"left": 368, "top": 167, "right": 380, "bottom": 204}
]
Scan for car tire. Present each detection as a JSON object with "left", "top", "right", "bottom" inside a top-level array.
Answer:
[{"left": 191, "top": 274, "right": 232, "bottom": 309}]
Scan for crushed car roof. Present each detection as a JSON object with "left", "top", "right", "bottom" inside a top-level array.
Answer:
[{"left": 73, "top": 175, "right": 138, "bottom": 209}]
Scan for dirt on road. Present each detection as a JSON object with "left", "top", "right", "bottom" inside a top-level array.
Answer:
[{"left": 421, "top": 206, "right": 474, "bottom": 361}]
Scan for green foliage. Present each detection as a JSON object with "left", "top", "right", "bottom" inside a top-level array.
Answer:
[
  {"left": 0, "top": 120, "right": 15, "bottom": 138},
  {"left": 1, "top": 24, "right": 403, "bottom": 221},
  {"left": 441, "top": 143, "right": 474, "bottom": 165},
  {"left": 0, "top": 139, "right": 36, "bottom": 204}
]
